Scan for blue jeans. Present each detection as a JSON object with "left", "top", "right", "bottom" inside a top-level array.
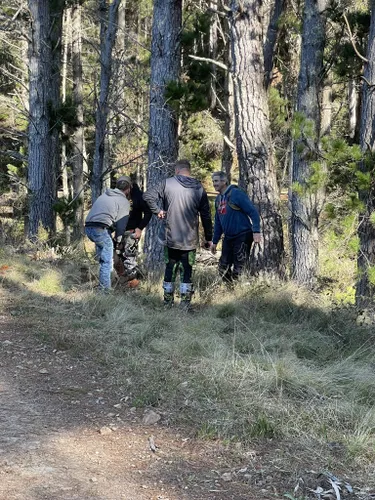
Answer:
[{"left": 85, "top": 227, "right": 113, "bottom": 289}]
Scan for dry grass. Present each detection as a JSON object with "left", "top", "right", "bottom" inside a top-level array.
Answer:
[{"left": 1, "top": 243, "right": 375, "bottom": 484}]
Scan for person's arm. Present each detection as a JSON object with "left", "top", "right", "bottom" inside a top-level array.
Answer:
[
  {"left": 198, "top": 190, "right": 213, "bottom": 243},
  {"left": 115, "top": 215, "right": 129, "bottom": 242},
  {"left": 142, "top": 181, "right": 166, "bottom": 215},
  {"left": 114, "top": 199, "right": 130, "bottom": 242},
  {"left": 138, "top": 198, "right": 153, "bottom": 230},
  {"left": 237, "top": 191, "right": 261, "bottom": 233}
]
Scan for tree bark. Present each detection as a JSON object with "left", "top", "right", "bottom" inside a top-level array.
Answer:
[
  {"left": 348, "top": 78, "right": 360, "bottom": 142},
  {"left": 221, "top": 0, "right": 235, "bottom": 180},
  {"left": 356, "top": 0, "right": 375, "bottom": 307},
  {"left": 230, "top": 0, "right": 285, "bottom": 276},
  {"left": 27, "top": 0, "right": 64, "bottom": 240},
  {"left": 290, "top": 0, "right": 327, "bottom": 284},
  {"left": 209, "top": 2, "right": 218, "bottom": 110},
  {"left": 91, "top": 0, "right": 121, "bottom": 202},
  {"left": 144, "top": 0, "right": 182, "bottom": 268},
  {"left": 320, "top": 72, "right": 332, "bottom": 137},
  {"left": 264, "top": 0, "right": 285, "bottom": 89},
  {"left": 71, "top": 1, "right": 85, "bottom": 241}
]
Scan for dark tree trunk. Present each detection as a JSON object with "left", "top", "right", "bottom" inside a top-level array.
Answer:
[
  {"left": 264, "top": 0, "right": 285, "bottom": 89},
  {"left": 71, "top": 1, "right": 85, "bottom": 241},
  {"left": 91, "top": 0, "right": 121, "bottom": 202},
  {"left": 209, "top": 2, "right": 218, "bottom": 110},
  {"left": 356, "top": 0, "right": 375, "bottom": 307},
  {"left": 230, "top": 0, "right": 285, "bottom": 276},
  {"left": 27, "top": 0, "right": 64, "bottom": 240},
  {"left": 144, "top": 0, "right": 182, "bottom": 268},
  {"left": 290, "top": 0, "right": 327, "bottom": 284},
  {"left": 348, "top": 78, "right": 362, "bottom": 144},
  {"left": 221, "top": 0, "right": 235, "bottom": 180}
]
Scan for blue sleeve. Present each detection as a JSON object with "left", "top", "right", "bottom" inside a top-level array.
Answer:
[
  {"left": 236, "top": 191, "right": 261, "bottom": 233},
  {"left": 213, "top": 210, "right": 223, "bottom": 244}
]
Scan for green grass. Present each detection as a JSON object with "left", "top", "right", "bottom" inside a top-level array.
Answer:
[{"left": 1, "top": 242, "right": 375, "bottom": 481}]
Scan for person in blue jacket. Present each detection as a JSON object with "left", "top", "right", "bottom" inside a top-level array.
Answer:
[{"left": 210, "top": 171, "right": 261, "bottom": 282}]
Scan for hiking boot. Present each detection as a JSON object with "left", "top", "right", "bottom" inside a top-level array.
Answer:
[
  {"left": 163, "top": 281, "right": 175, "bottom": 307},
  {"left": 179, "top": 282, "right": 194, "bottom": 310},
  {"left": 126, "top": 278, "right": 140, "bottom": 289}
]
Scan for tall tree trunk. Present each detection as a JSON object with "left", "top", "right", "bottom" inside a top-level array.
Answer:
[
  {"left": 61, "top": 8, "right": 70, "bottom": 200},
  {"left": 209, "top": 3, "right": 218, "bottom": 110},
  {"left": 221, "top": 0, "right": 235, "bottom": 180},
  {"left": 320, "top": 72, "right": 332, "bottom": 137},
  {"left": 264, "top": 0, "right": 285, "bottom": 89},
  {"left": 144, "top": 0, "right": 182, "bottom": 268},
  {"left": 71, "top": 0, "right": 85, "bottom": 241},
  {"left": 348, "top": 78, "right": 359, "bottom": 142},
  {"left": 290, "top": 0, "right": 327, "bottom": 284},
  {"left": 61, "top": 7, "right": 71, "bottom": 244},
  {"left": 230, "top": 0, "right": 285, "bottom": 276},
  {"left": 356, "top": 0, "right": 375, "bottom": 307},
  {"left": 27, "top": 0, "right": 64, "bottom": 240},
  {"left": 92, "top": 0, "right": 121, "bottom": 202}
]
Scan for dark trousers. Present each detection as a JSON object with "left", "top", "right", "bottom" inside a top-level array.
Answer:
[
  {"left": 164, "top": 247, "right": 196, "bottom": 283},
  {"left": 219, "top": 231, "right": 253, "bottom": 281}
]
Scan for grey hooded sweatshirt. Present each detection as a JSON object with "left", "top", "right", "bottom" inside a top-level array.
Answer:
[
  {"left": 85, "top": 188, "right": 130, "bottom": 241},
  {"left": 143, "top": 175, "right": 212, "bottom": 250}
]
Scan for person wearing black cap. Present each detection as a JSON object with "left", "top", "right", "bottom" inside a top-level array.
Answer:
[{"left": 85, "top": 176, "right": 131, "bottom": 290}]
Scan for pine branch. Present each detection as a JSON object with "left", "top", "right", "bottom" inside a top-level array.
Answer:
[
  {"left": 343, "top": 13, "right": 368, "bottom": 63},
  {"left": 188, "top": 54, "right": 228, "bottom": 71}
]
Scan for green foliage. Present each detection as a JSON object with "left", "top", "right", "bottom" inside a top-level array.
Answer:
[
  {"left": 179, "top": 112, "right": 222, "bottom": 179},
  {"left": 269, "top": 87, "right": 289, "bottom": 131},
  {"left": 53, "top": 196, "right": 82, "bottom": 226},
  {"left": 319, "top": 214, "right": 358, "bottom": 303},
  {"left": 165, "top": 9, "right": 215, "bottom": 118},
  {"left": 248, "top": 413, "right": 278, "bottom": 439},
  {"left": 165, "top": 78, "right": 210, "bottom": 116},
  {"left": 291, "top": 112, "right": 315, "bottom": 141},
  {"left": 48, "top": 95, "right": 81, "bottom": 131},
  {"left": 367, "top": 266, "right": 375, "bottom": 286},
  {"left": 309, "top": 161, "right": 327, "bottom": 189},
  {"left": 333, "top": 12, "right": 370, "bottom": 78},
  {"left": 0, "top": 41, "right": 18, "bottom": 94}
]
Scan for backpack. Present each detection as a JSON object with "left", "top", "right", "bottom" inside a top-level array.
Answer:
[{"left": 215, "top": 185, "right": 245, "bottom": 212}]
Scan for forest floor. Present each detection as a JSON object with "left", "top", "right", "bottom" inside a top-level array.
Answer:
[
  {"left": 0, "top": 297, "right": 262, "bottom": 500},
  {"left": 0, "top": 292, "right": 267, "bottom": 500},
  {"left": 1, "top": 248, "right": 375, "bottom": 500},
  {"left": 1, "top": 288, "right": 373, "bottom": 500}
]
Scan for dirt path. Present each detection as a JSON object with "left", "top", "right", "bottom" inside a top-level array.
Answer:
[{"left": 0, "top": 308, "right": 265, "bottom": 500}]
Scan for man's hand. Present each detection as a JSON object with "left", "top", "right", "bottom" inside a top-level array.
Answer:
[
  {"left": 134, "top": 228, "right": 142, "bottom": 239},
  {"left": 253, "top": 233, "right": 262, "bottom": 244},
  {"left": 157, "top": 210, "right": 166, "bottom": 219},
  {"left": 211, "top": 243, "right": 217, "bottom": 254},
  {"left": 202, "top": 240, "right": 212, "bottom": 250}
]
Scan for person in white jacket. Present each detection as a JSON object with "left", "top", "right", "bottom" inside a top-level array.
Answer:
[{"left": 85, "top": 176, "right": 131, "bottom": 290}]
